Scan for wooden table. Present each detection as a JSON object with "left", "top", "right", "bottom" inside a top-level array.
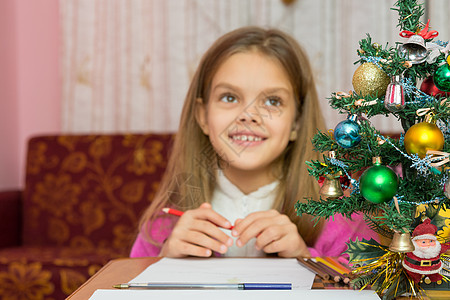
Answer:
[
  {"left": 67, "top": 257, "right": 161, "bottom": 300},
  {"left": 67, "top": 257, "right": 448, "bottom": 300}
]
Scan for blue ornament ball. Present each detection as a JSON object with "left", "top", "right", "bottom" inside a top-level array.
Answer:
[{"left": 334, "top": 118, "right": 361, "bottom": 148}]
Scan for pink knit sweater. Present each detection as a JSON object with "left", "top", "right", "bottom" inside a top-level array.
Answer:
[{"left": 130, "top": 212, "right": 378, "bottom": 258}]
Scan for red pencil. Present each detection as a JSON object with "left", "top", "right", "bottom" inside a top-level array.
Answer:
[
  {"left": 162, "top": 207, "right": 184, "bottom": 216},
  {"left": 162, "top": 207, "right": 234, "bottom": 230}
]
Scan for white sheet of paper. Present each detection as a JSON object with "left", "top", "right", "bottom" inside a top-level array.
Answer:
[
  {"left": 89, "top": 289, "right": 381, "bottom": 300},
  {"left": 129, "top": 257, "right": 314, "bottom": 290}
]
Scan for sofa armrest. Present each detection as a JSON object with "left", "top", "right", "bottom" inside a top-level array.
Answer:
[{"left": 0, "top": 190, "right": 22, "bottom": 248}]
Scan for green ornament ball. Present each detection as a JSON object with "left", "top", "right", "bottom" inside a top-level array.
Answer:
[
  {"left": 359, "top": 165, "right": 398, "bottom": 204},
  {"left": 433, "top": 63, "right": 450, "bottom": 92}
]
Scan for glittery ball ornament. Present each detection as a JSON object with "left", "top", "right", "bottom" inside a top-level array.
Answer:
[
  {"left": 420, "top": 76, "right": 449, "bottom": 98},
  {"left": 352, "top": 62, "right": 390, "bottom": 97},
  {"left": 433, "top": 57, "right": 450, "bottom": 92},
  {"left": 359, "top": 157, "right": 398, "bottom": 204},
  {"left": 404, "top": 117, "right": 444, "bottom": 158},
  {"left": 333, "top": 115, "right": 361, "bottom": 148}
]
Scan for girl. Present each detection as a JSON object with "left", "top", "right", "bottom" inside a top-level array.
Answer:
[{"left": 131, "top": 26, "right": 377, "bottom": 258}]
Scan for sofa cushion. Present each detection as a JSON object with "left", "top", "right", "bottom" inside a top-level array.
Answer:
[
  {"left": 22, "top": 134, "right": 173, "bottom": 252},
  {"left": 0, "top": 246, "right": 121, "bottom": 299},
  {"left": 0, "top": 190, "right": 22, "bottom": 248}
]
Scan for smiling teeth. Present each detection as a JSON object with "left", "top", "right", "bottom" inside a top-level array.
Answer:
[{"left": 231, "top": 135, "right": 262, "bottom": 142}]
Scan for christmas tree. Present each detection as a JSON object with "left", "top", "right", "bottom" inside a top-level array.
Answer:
[{"left": 295, "top": 1, "right": 450, "bottom": 299}]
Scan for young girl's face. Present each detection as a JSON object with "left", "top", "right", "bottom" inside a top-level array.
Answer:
[{"left": 197, "top": 50, "right": 297, "bottom": 180}]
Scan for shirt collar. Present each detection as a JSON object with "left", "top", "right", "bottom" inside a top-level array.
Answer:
[{"left": 216, "top": 169, "right": 279, "bottom": 201}]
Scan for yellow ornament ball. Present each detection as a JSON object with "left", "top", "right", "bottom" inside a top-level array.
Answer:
[
  {"left": 404, "top": 122, "right": 444, "bottom": 158},
  {"left": 352, "top": 62, "right": 390, "bottom": 97}
]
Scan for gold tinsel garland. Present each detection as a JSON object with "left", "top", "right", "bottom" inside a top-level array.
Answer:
[{"left": 350, "top": 242, "right": 450, "bottom": 299}]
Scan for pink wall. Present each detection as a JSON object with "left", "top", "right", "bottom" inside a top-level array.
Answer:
[{"left": 0, "top": 0, "right": 60, "bottom": 191}]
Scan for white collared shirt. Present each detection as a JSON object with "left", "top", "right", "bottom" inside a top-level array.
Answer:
[{"left": 211, "top": 170, "right": 279, "bottom": 257}]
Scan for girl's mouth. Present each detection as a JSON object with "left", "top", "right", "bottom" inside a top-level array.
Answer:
[
  {"left": 228, "top": 133, "right": 266, "bottom": 146},
  {"left": 230, "top": 134, "right": 263, "bottom": 142}
]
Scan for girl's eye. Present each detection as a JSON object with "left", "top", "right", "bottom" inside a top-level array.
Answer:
[
  {"left": 264, "top": 97, "right": 282, "bottom": 107},
  {"left": 219, "top": 94, "right": 238, "bottom": 103}
]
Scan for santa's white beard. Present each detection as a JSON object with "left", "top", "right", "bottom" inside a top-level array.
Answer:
[{"left": 412, "top": 241, "right": 441, "bottom": 259}]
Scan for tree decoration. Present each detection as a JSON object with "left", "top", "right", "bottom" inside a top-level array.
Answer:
[
  {"left": 433, "top": 56, "right": 450, "bottom": 92},
  {"left": 359, "top": 156, "right": 399, "bottom": 204},
  {"left": 352, "top": 62, "right": 390, "bottom": 97},
  {"left": 404, "top": 113, "right": 445, "bottom": 158},
  {"left": 318, "top": 174, "right": 351, "bottom": 191},
  {"left": 398, "top": 20, "right": 438, "bottom": 65},
  {"left": 420, "top": 76, "right": 449, "bottom": 98},
  {"left": 384, "top": 75, "right": 405, "bottom": 112},
  {"left": 295, "top": 1, "right": 450, "bottom": 299},
  {"left": 389, "top": 230, "right": 415, "bottom": 252},
  {"left": 319, "top": 173, "right": 344, "bottom": 200},
  {"left": 402, "top": 218, "right": 450, "bottom": 284},
  {"left": 333, "top": 114, "right": 361, "bottom": 148},
  {"left": 318, "top": 151, "right": 345, "bottom": 200}
]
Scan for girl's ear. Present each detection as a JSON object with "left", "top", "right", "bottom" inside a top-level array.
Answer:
[
  {"left": 289, "top": 130, "right": 297, "bottom": 141},
  {"left": 195, "top": 98, "right": 209, "bottom": 135},
  {"left": 289, "top": 121, "right": 300, "bottom": 141}
]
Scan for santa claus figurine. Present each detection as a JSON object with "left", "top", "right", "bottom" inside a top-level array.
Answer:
[{"left": 402, "top": 218, "right": 450, "bottom": 284}]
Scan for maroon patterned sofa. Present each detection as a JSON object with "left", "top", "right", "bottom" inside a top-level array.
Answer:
[{"left": 0, "top": 133, "right": 173, "bottom": 299}]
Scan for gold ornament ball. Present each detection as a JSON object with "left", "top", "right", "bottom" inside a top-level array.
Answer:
[
  {"left": 352, "top": 62, "right": 390, "bottom": 97},
  {"left": 404, "top": 122, "right": 444, "bottom": 158}
]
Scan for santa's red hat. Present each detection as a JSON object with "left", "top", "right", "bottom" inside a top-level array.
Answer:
[{"left": 412, "top": 218, "right": 437, "bottom": 241}]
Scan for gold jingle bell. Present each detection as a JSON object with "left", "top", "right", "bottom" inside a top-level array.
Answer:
[
  {"left": 320, "top": 172, "right": 344, "bottom": 200},
  {"left": 389, "top": 230, "right": 415, "bottom": 253},
  {"left": 319, "top": 151, "right": 345, "bottom": 200}
]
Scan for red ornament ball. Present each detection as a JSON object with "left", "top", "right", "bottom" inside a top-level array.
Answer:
[{"left": 420, "top": 76, "right": 449, "bottom": 98}]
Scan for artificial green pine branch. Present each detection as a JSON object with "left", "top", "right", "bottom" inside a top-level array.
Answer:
[
  {"left": 296, "top": 193, "right": 377, "bottom": 220},
  {"left": 364, "top": 215, "right": 395, "bottom": 239},
  {"left": 371, "top": 202, "right": 415, "bottom": 232},
  {"left": 392, "top": 0, "right": 423, "bottom": 32},
  {"left": 306, "top": 159, "right": 342, "bottom": 180},
  {"left": 397, "top": 171, "right": 447, "bottom": 204}
]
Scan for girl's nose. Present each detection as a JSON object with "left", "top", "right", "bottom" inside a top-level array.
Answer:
[{"left": 237, "top": 102, "right": 263, "bottom": 124}]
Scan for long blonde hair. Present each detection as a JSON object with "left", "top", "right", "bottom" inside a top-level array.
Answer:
[{"left": 139, "top": 26, "right": 325, "bottom": 247}]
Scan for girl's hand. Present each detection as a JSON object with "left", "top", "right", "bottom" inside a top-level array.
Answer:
[
  {"left": 231, "top": 210, "right": 310, "bottom": 258},
  {"left": 159, "top": 203, "right": 234, "bottom": 258}
]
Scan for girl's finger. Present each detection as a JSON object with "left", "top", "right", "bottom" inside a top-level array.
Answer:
[
  {"left": 189, "top": 219, "right": 233, "bottom": 247},
  {"left": 183, "top": 230, "right": 229, "bottom": 255},
  {"left": 194, "top": 202, "right": 233, "bottom": 230},
  {"left": 232, "top": 210, "right": 278, "bottom": 236},
  {"left": 173, "top": 239, "right": 213, "bottom": 257},
  {"left": 254, "top": 225, "right": 285, "bottom": 250},
  {"left": 235, "top": 217, "right": 271, "bottom": 247}
]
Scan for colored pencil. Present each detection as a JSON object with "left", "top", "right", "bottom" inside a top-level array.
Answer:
[
  {"left": 162, "top": 207, "right": 184, "bottom": 217},
  {"left": 319, "top": 257, "right": 353, "bottom": 284},
  {"left": 313, "top": 260, "right": 345, "bottom": 283},
  {"left": 162, "top": 207, "right": 234, "bottom": 230},
  {"left": 315, "top": 257, "right": 347, "bottom": 276},
  {"left": 337, "top": 256, "right": 353, "bottom": 269},
  {"left": 338, "top": 256, "right": 350, "bottom": 266},
  {"left": 162, "top": 207, "right": 184, "bottom": 216},
  {"left": 297, "top": 258, "right": 330, "bottom": 281},
  {"left": 324, "top": 256, "right": 352, "bottom": 274}
]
